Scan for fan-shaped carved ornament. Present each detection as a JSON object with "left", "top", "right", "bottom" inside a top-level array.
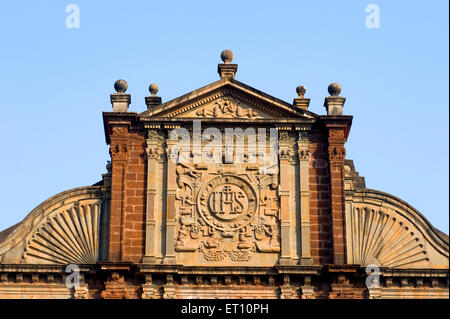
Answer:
[
  {"left": 349, "top": 206, "right": 430, "bottom": 268},
  {"left": 23, "top": 201, "right": 100, "bottom": 264}
]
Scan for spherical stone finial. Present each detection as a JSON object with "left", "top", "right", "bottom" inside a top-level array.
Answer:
[
  {"left": 149, "top": 83, "right": 159, "bottom": 96},
  {"left": 296, "top": 85, "right": 306, "bottom": 98},
  {"left": 220, "top": 49, "right": 234, "bottom": 64},
  {"left": 114, "top": 79, "right": 128, "bottom": 93},
  {"left": 328, "top": 82, "right": 342, "bottom": 96}
]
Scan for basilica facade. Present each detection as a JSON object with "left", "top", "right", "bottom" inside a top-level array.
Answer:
[{"left": 0, "top": 51, "right": 448, "bottom": 299}]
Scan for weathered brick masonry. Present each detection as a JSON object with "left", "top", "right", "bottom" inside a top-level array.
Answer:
[
  {"left": 106, "top": 114, "right": 147, "bottom": 263},
  {"left": 308, "top": 126, "right": 333, "bottom": 265}
]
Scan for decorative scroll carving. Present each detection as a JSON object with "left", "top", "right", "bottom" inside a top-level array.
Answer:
[
  {"left": 23, "top": 201, "right": 100, "bottom": 264},
  {"left": 298, "top": 131, "right": 309, "bottom": 141},
  {"left": 349, "top": 206, "right": 430, "bottom": 268},
  {"left": 298, "top": 149, "right": 311, "bottom": 161},
  {"left": 110, "top": 142, "right": 128, "bottom": 161},
  {"left": 279, "top": 149, "right": 291, "bottom": 161},
  {"left": 254, "top": 223, "right": 280, "bottom": 253},
  {"left": 196, "top": 97, "right": 258, "bottom": 118},
  {"left": 145, "top": 147, "right": 160, "bottom": 159},
  {"left": 329, "top": 129, "right": 345, "bottom": 140},
  {"left": 147, "top": 130, "right": 165, "bottom": 142},
  {"left": 329, "top": 146, "right": 346, "bottom": 161},
  {"left": 279, "top": 131, "right": 296, "bottom": 143}
]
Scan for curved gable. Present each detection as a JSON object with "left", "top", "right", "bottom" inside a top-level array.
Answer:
[
  {"left": 344, "top": 161, "right": 449, "bottom": 269},
  {"left": 0, "top": 186, "right": 107, "bottom": 265}
]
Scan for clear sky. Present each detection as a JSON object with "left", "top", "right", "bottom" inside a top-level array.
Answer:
[{"left": 0, "top": 0, "right": 448, "bottom": 233}]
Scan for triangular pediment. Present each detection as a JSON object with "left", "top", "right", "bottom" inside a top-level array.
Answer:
[{"left": 139, "top": 79, "right": 317, "bottom": 120}]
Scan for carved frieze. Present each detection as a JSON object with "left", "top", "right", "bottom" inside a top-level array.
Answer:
[{"left": 196, "top": 97, "right": 258, "bottom": 118}]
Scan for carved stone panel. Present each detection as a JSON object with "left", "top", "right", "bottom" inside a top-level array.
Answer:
[{"left": 173, "top": 161, "right": 280, "bottom": 266}]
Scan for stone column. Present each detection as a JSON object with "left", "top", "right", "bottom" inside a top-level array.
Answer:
[
  {"left": 143, "top": 130, "right": 162, "bottom": 263},
  {"left": 99, "top": 162, "right": 112, "bottom": 261},
  {"left": 297, "top": 131, "right": 313, "bottom": 265},
  {"left": 164, "top": 139, "right": 178, "bottom": 264},
  {"left": 278, "top": 131, "right": 293, "bottom": 265}
]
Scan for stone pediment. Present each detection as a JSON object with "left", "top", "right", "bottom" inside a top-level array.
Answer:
[{"left": 139, "top": 79, "right": 317, "bottom": 120}]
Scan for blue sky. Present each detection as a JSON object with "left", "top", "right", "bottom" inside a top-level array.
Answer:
[{"left": 0, "top": 0, "right": 448, "bottom": 233}]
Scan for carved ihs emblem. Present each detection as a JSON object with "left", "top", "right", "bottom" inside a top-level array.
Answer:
[{"left": 174, "top": 168, "right": 281, "bottom": 262}]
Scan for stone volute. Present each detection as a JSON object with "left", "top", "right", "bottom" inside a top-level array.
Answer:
[
  {"left": 111, "top": 79, "right": 131, "bottom": 112},
  {"left": 324, "top": 82, "right": 346, "bottom": 115}
]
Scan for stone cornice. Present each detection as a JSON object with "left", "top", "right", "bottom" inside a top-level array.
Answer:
[
  {"left": 102, "top": 112, "right": 140, "bottom": 144},
  {"left": 140, "top": 117, "right": 316, "bottom": 128},
  {"left": 136, "top": 264, "right": 321, "bottom": 275},
  {"left": 319, "top": 115, "right": 353, "bottom": 140},
  {"left": 0, "top": 264, "right": 94, "bottom": 273},
  {"left": 0, "top": 263, "right": 446, "bottom": 278}
]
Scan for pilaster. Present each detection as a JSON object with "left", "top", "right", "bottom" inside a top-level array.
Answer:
[
  {"left": 143, "top": 130, "right": 163, "bottom": 263},
  {"left": 109, "top": 127, "right": 129, "bottom": 261},
  {"left": 321, "top": 116, "right": 352, "bottom": 265},
  {"left": 297, "top": 130, "right": 313, "bottom": 265},
  {"left": 278, "top": 131, "right": 294, "bottom": 265},
  {"left": 163, "top": 139, "right": 178, "bottom": 264}
]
